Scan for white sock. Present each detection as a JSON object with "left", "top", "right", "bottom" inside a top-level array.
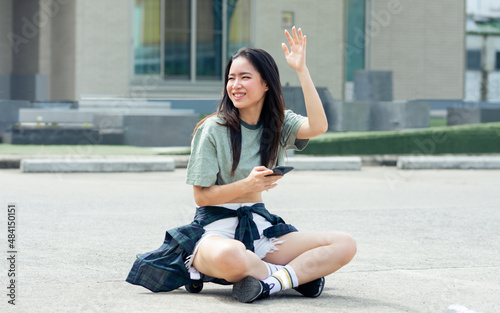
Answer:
[
  {"left": 262, "top": 264, "right": 299, "bottom": 295},
  {"left": 262, "top": 261, "right": 285, "bottom": 276}
]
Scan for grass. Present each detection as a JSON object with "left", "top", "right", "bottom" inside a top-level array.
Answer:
[
  {"left": 297, "top": 122, "right": 500, "bottom": 155},
  {"left": 429, "top": 118, "right": 447, "bottom": 128}
]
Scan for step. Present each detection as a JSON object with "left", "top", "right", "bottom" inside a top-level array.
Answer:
[
  {"left": 21, "top": 158, "right": 175, "bottom": 173},
  {"left": 78, "top": 108, "right": 194, "bottom": 115},
  {"left": 18, "top": 108, "right": 196, "bottom": 124},
  {"left": 397, "top": 156, "right": 500, "bottom": 169},
  {"left": 286, "top": 156, "right": 362, "bottom": 171},
  {"left": 78, "top": 99, "right": 171, "bottom": 110}
]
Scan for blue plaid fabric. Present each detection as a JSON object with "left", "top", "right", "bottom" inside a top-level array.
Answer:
[{"left": 126, "top": 203, "right": 297, "bottom": 292}]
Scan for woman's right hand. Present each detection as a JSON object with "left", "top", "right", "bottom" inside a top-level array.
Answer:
[
  {"left": 193, "top": 166, "right": 283, "bottom": 206},
  {"left": 244, "top": 166, "right": 283, "bottom": 192}
]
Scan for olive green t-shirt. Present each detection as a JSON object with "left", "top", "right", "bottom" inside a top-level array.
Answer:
[{"left": 186, "top": 110, "right": 308, "bottom": 187}]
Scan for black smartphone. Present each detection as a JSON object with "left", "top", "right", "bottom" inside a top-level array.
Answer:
[{"left": 265, "top": 166, "right": 294, "bottom": 177}]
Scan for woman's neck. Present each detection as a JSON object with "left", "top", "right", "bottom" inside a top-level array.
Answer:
[{"left": 238, "top": 104, "right": 263, "bottom": 125}]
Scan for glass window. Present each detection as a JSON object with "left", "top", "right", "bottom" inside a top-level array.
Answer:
[
  {"left": 196, "top": 0, "right": 223, "bottom": 80},
  {"left": 133, "top": 0, "right": 252, "bottom": 81},
  {"left": 134, "top": 0, "right": 161, "bottom": 75},
  {"left": 227, "top": 0, "right": 252, "bottom": 60},
  {"left": 467, "top": 50, "right": 481, "bottom": 70},
  {"left": 345, "top": 0, "right": 365, "bottom": 82},
  {"left": 496, "top": 51, "right": 500, "bottom": 70},
  {"left": 164, "top": 0, "right": 191, "bottom": 79}
]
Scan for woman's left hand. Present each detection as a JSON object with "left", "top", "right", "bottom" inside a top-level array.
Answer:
[{"left": 282, "top": 26, "right": 307, "bottom": 73}]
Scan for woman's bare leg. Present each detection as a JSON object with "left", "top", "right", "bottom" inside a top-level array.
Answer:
[
  {"left": 193, "top": 231, "right": 356, "bottom": 285},
  {"left": 192, "top": 236, "right": 269, "bottom": 282},
  {"left": 263, "top": 231, "right": 356, "bottom": 285}
]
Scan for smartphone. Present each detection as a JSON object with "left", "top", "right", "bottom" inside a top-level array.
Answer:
[{"left": 265, "top": 166, "right": 294, "bottom": 177}]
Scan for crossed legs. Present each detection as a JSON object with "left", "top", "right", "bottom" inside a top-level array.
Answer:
[{"left": 192, "top": 231, "right": 357, "bottom": 285}]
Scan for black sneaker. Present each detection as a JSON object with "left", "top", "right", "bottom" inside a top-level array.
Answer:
[
  {"left": 293, "top": 277, "right": 325, "bottom": 298},
  {"left": 232, "top": 276, "right": 270, "bottom": 303}
]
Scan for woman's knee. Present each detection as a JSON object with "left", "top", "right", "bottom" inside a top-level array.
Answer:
[
  {"left": 336, "top": 232, "right": 357, "bottom": 264},
  {"left": 203, "top": 239, "right": 248, "bottom": 278}
]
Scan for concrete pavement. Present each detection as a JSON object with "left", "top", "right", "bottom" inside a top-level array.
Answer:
[{"left": 0, "top": 167, "right": 498, "bottom": 312}]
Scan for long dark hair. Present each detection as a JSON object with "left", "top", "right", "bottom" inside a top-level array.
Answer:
[{"left": 193, "top": 47, "right": 285, "bottom": 176}]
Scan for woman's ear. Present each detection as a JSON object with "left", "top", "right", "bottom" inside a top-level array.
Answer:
[{"left": 264, "top": 81, "right": 269, "bottom": 91}]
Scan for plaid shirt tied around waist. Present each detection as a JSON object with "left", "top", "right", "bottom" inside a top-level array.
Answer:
[{"left": 126, "top": 203, "right": 297, "bottom": 292}]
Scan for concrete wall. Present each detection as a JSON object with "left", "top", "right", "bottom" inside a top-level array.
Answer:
[
  {"left": 369, "top": 0, "right": 465, "bottom": 100},
  {"left": 74, "top": 0, "right": 130, "bottom": 98},
  {"left": 254, "top": 0, "right": 345, "bottom": 100},
  {"left": 0, "top": 0, "right": 13, "bottom": 99},
  {"left": 51, "top": 0, "right": 77, "bottom": 100},
  {"left": 0, "top": 100, "right": 32, "bottom": 140},
  {"left": 47, "top": 0, "right": 130, "bottom": 100},
  {"left": 123, "top": 115, "right": 200, "bottom": 147}
]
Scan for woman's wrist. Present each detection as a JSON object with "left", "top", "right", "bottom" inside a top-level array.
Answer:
[
  {"left": 239, "top": 176, "right": 252, "bottom": 193},
  {"left": 295, "top": 66, "right": 310, "bottom": 78}
]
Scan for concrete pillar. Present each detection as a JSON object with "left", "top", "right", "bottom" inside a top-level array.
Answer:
[
  {"left": 50, "top": 0, "right": 77, "bottom": 100},
  {"left": 0, "top": 0, "right": 13, "bottom": 99},
  {"left": 10, "top": 0, "right": 49, "bottom": 101}
]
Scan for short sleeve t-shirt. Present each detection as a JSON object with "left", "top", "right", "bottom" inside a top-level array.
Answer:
[{"left": 186, "top": 110, "right": 308, "bottom": 187}]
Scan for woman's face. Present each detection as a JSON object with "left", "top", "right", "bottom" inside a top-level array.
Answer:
[{"left": 226, "top": 56, "right": 268, "bottom": 113}]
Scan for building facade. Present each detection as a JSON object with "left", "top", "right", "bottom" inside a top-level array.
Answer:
[
  {"left": 0, "top": 0, "right": 465, "bottom": 103},
  {"left": 465, "top": 16, "right": 500, "bottom": 101}
]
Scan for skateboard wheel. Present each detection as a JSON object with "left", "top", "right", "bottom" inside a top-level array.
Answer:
[{"left": 185, "top": 281, "right": 203, "bottom": 293}]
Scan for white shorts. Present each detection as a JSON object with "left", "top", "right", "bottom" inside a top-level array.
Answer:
[{"left": 186, "top": 203, "right": 284, "bottom": 279}]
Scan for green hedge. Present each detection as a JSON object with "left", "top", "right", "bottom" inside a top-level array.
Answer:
[{"left": 297, "top": 122, "right": 500, "bottom": 155}]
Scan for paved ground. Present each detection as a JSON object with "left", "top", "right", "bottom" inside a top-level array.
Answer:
[{"left": 0, "top": 167, "right": 498, "bottom": 313}]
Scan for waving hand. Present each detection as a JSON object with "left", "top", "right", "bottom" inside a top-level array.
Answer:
[{"left": 282, "top": 26, "right": 307, "bottom": 73}]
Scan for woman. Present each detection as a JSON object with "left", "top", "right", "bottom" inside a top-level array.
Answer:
[
  {"left": 126, "top": 27, "right": 356, "bottom": 303},
  {"left": 187, "top": 27, "right": 356, "bottom": 303}
]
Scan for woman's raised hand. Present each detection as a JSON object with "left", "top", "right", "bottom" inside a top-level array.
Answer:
[{"left": 282, "top": 26, "right": 307, "bottom": 73}]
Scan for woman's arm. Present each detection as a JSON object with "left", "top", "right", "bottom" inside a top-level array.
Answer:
[
  {"left": 193, "top": 166, "right": 282, "bottom": 207},
  {"left": 193, "top": 181, "right": 249, "bottom": 207},
  {"left": 282, "top": 27, "right": 328, "bottom": 139}
]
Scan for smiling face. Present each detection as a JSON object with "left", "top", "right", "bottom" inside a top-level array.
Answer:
[{"left": 226, "top": 56, "right": 269, "bottom": 120}]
